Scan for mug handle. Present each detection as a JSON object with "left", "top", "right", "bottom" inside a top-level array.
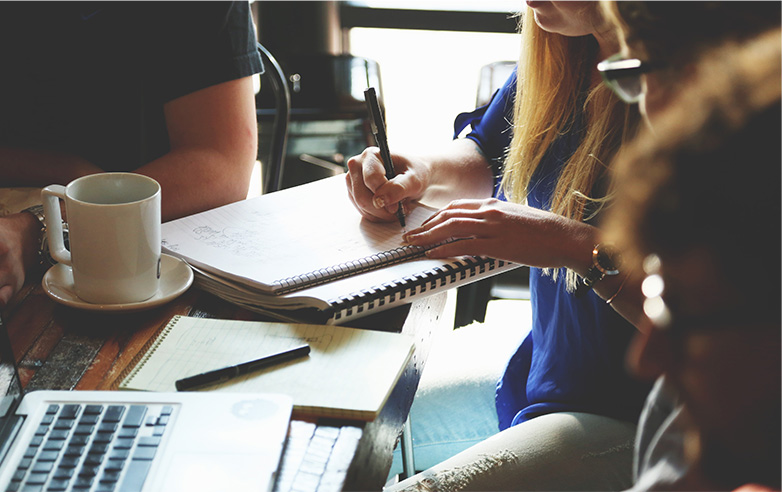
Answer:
[{"left": 41, "top": 185, "right": 71, "bottom": 266}]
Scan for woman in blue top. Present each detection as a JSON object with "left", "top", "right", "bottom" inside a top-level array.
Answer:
[{"left": 347, "top": 2, "right": 648, "bottom": 490}]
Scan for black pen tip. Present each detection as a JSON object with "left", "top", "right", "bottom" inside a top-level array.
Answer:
[{"left": 397, "top": 211, "right": 406, "bottom": 228}]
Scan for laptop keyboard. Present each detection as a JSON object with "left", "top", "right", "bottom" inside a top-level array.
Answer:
[
  {"left": 7, "top": 403, "right": 172, "bottom": 492},
  {"left": 274, "top": 421, "right": 362, "bottom": 492}
]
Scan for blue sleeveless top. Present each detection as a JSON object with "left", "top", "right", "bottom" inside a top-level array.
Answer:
[{"left": 454, "top": 71, "right": 648, "bottom": 430}]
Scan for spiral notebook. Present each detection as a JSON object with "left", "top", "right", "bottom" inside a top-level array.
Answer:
[
  {"left": 161, "top": 176, "right": 519, "bottom": 324},
  {"left": 118, "top": 315, "right": 415, "bottom": 421}
]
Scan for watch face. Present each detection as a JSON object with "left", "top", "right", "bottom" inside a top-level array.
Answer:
[{"left": 594, "top": 245, "right": 621, "bottom": 275}]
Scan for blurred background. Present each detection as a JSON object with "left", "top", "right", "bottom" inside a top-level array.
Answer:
[{"left": 251, "top": 0, "right": 520, "bottom": 195}]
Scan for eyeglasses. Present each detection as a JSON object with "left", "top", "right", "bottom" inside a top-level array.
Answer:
[{"left": 597, "top": 53, "right": 658, "bottom": 104}]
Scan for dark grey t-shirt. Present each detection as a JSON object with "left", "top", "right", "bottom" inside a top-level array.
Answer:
[{"left": 0, "top": 1, "right": 262, "bottom": 172}]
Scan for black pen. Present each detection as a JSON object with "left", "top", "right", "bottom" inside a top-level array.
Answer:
[
  {"left": 364, "top": 87, "right": 406, "bottom": 227},
  {"left": 175, "top": 343, "right": 311, "bottom": 391}
]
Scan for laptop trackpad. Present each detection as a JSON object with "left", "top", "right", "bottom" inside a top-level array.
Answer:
[{"left": 162, "top": 453, "right": 274, "bottom": 491}]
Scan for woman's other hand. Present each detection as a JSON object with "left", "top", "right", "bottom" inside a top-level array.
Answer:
[{"left": 403, "top": 198, "right": 595, "bottom": 271}]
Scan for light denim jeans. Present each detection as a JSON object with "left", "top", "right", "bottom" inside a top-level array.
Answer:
[
  {"left": 387, "top": 411, "right": 637, "bottom": 491},
  {"left": 388, "top": 300, "right": 531, "bottom": 480},
  {"left": 386, "top": 300, "right": 637, "bottom": 491}
]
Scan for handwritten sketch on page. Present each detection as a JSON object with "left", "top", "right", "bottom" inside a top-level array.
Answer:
[{"left": 161, "top": 177, "right": 438, "bottom": 293}]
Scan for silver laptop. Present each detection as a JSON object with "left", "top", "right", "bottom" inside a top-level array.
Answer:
[{"left": 0, "top": 314, "right": 293, "bottom": 492}]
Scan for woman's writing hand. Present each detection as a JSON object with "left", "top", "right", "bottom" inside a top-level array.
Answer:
[{"left": 345, "top": 147, "right": 429, "bottom": 223}]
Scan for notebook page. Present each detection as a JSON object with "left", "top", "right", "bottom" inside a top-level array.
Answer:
[
  {"left": 161, "top": 176, "right": 437, "bottom": 292},
  {"left": 121, "top": 316, "right": 415, "bottom": 420}
]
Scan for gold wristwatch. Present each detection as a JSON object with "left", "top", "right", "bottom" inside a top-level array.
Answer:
[{"left": 574, "top": 243, "right": 622, "bottom": 297}]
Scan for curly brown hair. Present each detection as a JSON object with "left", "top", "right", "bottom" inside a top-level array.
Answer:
[
  {"left": 602, "top": 1, "right": 781, "bottom": 68},
  {"left": 603, "top": 28, "right": 781, "bottom": 306}
]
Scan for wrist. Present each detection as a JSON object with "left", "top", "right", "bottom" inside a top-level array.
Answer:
[
  {"left": 5, "top": 210, "right": 42, "bottom": 273},
  {"left": 20, "top": 205, "right": 65, "bottom": 273},
  {"left": 561, "top": 221, "right": 599, "bottom": 275}
]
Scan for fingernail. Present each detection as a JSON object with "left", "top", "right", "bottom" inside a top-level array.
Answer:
[{"left": 373, "top": 196, "right": 385, "bottom": 209}]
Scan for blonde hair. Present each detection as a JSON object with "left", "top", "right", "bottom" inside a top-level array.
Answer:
[{"left": 501, "top": 7, "right": 639, "bottom": 289}]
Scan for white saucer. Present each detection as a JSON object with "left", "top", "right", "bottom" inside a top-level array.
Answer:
[{"left": 42, "top": 254, "right": 194, "bottom": 313}]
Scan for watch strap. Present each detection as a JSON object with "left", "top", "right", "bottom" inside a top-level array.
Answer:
[
  {"left": 22, "top": 205, "right": 48, "bottom": 270},
  {"left": 574, "top": 265, "right": 605, "bottom": 297},
  {"left": 24, "top": 204, "right": 45, "bottom": 226},
  {"left": 22, "top": 204, "right": 62, "bottom": 270}
]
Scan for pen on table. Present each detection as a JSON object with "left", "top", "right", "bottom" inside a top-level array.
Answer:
[
  {"left": 175, "top": 343, "right": 311, "bottom": 391},
  {"left": 364, "top": 87, "right": 406, "bottom": 228}
]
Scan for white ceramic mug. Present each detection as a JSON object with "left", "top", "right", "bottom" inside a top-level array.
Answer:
[{"left": 42, "top": 173, "right": 162, "bottom": 304}]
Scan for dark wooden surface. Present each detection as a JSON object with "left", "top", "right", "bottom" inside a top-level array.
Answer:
[{"left": 2, "top": 279, "right": 453, "bottom": 491}]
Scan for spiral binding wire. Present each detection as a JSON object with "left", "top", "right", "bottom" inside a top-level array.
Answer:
[
  {"left": 327, "top": 256, "right": 508, "bottom": 321},
  {"left": 272, "top": 244, "right": 430, "bottom": 295},
  {"left": 116, "top": 315, "right": 181, "bottom": 389}
]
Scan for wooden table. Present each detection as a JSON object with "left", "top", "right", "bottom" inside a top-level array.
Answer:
[{"left": 3, "top": 279, "right": 454, "bottom": 491}]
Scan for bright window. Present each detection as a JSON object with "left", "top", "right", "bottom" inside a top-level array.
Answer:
[
  {"left": 348, "top": 0, "right": 519, "bottom": 13},
  {"left": 349, "top": 26, "right": 519, "bottom": 154}
]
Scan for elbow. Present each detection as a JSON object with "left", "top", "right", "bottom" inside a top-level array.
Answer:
[
  {"left": 229, "top": 139, "right": 258, "bottom": 201},
  {"left": 216, "top": 127, "right": 258, "bottom": 205}
]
